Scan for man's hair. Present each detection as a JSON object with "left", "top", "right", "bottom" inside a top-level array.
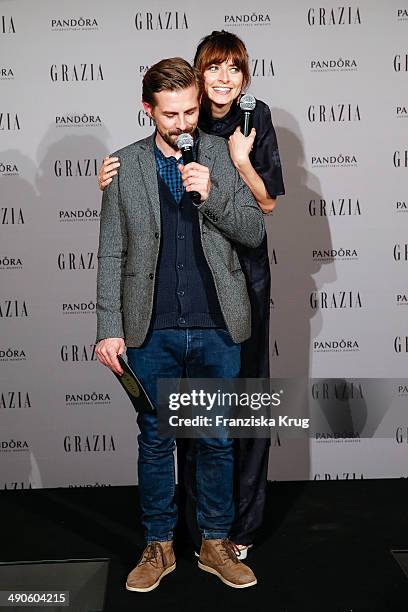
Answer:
[
  {"left": 142, "top": 57, "right": 202, "bottom": 107},
  {"left": 194, "top": 30, "right": 250, "bottom": 91}
]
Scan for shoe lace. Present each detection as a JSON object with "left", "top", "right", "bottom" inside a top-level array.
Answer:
[
  {"left": 139, "top": 542, "right": 165, "bottom": 566},
  {"left": 218, "top": 539, "right": 240, "bottom": 564}
]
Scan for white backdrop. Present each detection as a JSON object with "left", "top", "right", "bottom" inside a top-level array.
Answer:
[{"left": 1, "top": 0, "right": 407, "bottom": 489}]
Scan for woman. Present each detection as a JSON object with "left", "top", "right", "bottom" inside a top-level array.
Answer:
[{"left": 98, "top": 31, "right": 285, "bottom": 558}]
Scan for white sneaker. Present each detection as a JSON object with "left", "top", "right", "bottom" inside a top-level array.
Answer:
[{"left": 195, "top": 543, "right": 253, "bottom": 560}]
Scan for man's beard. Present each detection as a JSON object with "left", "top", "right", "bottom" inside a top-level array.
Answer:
[{"left": 158, "top": 126, "right": 195, "bottom": 151}]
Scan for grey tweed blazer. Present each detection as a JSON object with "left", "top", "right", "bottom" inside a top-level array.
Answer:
[{"left": 96, "top": 129, "right": 265, "bottom": 347}]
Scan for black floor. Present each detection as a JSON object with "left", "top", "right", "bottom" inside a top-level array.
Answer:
[{"left": 1, "top": 480, "right": 408, "bottom": 612}]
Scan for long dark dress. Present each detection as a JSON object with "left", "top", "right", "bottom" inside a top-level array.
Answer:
[{"left": 178, "top": 98, "right": 285, "bottom": 546}]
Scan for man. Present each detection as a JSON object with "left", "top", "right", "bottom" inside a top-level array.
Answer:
[{"left": 95, "top": 57, "right": 265, "bottom": 592}]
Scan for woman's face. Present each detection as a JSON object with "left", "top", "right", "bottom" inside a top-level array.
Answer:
[{"left": 203, "top": 58, "right": 244, "bottom": 109}]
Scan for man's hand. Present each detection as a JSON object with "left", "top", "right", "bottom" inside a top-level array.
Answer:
[
  {"left": 95, "top": 338, "right": 125, "bottom": 375},
  {"left": 98, "top": 156, "right": 120, "bottom": 190},
  {"left": 178, "top": 162, "right": 211, "bottom": 203}
]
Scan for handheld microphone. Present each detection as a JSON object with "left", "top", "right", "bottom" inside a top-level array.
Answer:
[
  {"left": 176, "top": 133, "right": 201, "bottom": 204},
  {"left": 239, "top": 94, "right": 256, "bottom": 136}
]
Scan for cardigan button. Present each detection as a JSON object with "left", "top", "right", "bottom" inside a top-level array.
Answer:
[
  {"left": 148, "top": 273, "right": 154, "bottom": 280},
  {"left": 154, "top": 232, "right": 159, "bottom": 239}
]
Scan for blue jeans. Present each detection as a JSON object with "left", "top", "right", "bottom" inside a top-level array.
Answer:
[{"left": 127, "top": 328, "right": 240, "bottom": 543}]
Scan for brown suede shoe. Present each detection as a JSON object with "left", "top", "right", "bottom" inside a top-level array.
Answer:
[
  {"left": 198, "top": 539, "right": 257, "bottom": 588},
  {"left": 126, "top": 541, "right": 176, "bottom": 592}
]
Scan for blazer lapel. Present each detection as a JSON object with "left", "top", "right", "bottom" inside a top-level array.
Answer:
[
  {"left": 137, "top": 134, "right": 160, "bottom": 228},
  {"left": 197, "top": 129, "right": 216, "bottom": 172},
  {"left": 197, "top": 129, "right": 216, "bottom": 232}
]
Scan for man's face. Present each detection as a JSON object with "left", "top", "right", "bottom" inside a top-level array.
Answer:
[{"left": 143, "top": 84, "right": 200, "bottom": 151}]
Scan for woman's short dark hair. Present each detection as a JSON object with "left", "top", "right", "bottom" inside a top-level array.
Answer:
[
  {"left": 194, "top": 30, "right": 250, "bottom": 91},
  {"left": 142, "top": 57, "right": 202, "bottom": 107}
]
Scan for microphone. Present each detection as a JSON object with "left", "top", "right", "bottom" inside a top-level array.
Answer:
[
  {"left": 176, "top": 133, "right": 201, "bottom": 204},
  {"left": 239, "top": 94, "right": 256, "bottom": 136}
]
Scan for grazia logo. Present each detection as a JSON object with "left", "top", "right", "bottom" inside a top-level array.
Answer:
[
  {"left": 307, "top": 7, "right": 361, "bottom": 25},
  {"left": 0, "top": 113, "right": 20, "bottom": 130},
  {"left": 64, "top": 434, "right": 116, "bottom": 453},
  {"left": 250, "top": 58, "right": 274, "bottom": 77},
  {"left": 134, "top": 11, "right": 188, "bottom": 30},
  {"left": 394, "top": 54, "right": 408, "bottom": 72},
  {"left": 50, "top": 64, "right": 104, "bottom": 82},
  {"left": 1, "top": 16, "right": 16, "bottom": 34}
]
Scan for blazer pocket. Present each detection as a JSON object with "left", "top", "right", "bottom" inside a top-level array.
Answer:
[
  {"left": 230, "top": 251, "right": 243, "bottom": 273},
  {"left": 230, "top": 268, "right": 245, "bottom": 278}
]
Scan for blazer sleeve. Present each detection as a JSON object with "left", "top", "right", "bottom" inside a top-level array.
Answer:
[
  {"left": 197, "top": 140, "right": 265, "bottom": 248},
  {"left": 96, "top": 165, "right": 127, "bottom": 342}
]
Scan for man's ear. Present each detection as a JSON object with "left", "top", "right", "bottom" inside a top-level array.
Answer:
[{"left": 142, "top": 100, "right": 153, "bottom": 117}]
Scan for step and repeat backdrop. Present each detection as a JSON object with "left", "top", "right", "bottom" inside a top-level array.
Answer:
[{"left": 1, "top": 0, "right": 407, "bottom": 489}]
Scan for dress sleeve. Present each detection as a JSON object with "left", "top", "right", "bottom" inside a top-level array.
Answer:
[{"left": 251, "top": 101, "right": 285, "bottom": 198}]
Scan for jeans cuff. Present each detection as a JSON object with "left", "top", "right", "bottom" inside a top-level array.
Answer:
[
  {"left": 202, "top": 531, "right": 229, "bottom": 540},
  {"left": 146, "top": 532, "right": 173, "bottom": 543}
]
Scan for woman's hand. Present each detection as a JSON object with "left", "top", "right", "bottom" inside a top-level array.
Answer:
[
  {"left": 98, "top": 156, "right": 120, "bottom": 190},
  {"left": 228, "top": 126, "right": 256, "bottom": 169}
]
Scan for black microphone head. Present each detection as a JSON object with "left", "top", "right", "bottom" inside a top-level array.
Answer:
[
  {"left": 176, "top": 133, "right": 194, "bottom": 150},
  {"left": 239, "top": 94, "right": 256, "bottom": 112}
]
